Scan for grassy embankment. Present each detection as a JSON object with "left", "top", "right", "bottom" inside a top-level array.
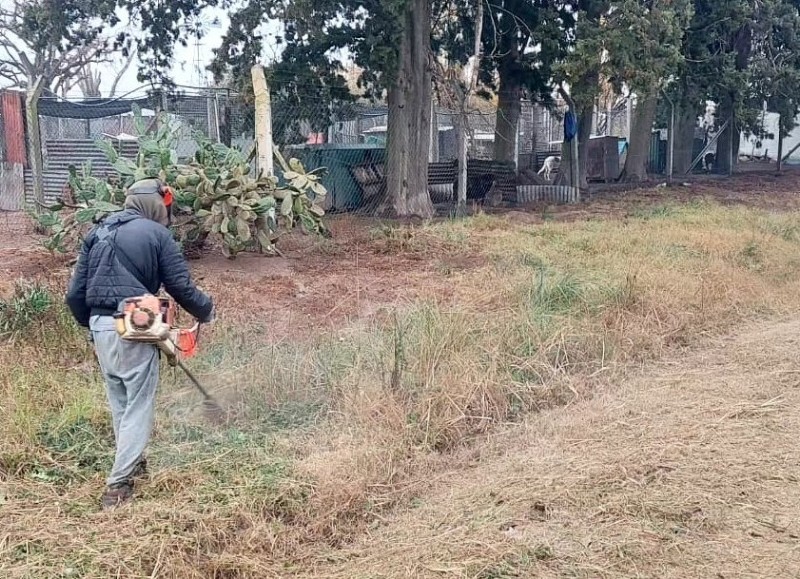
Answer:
[{"left": 1, "top": 199, "right": 799, "bottom": 577}]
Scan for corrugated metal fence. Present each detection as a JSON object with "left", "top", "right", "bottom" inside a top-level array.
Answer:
[{"left": 22, "top": 139, "right": 139, "bottom": 206}]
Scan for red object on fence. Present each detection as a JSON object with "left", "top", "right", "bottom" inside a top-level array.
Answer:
[{"left": 1, "top": 90, "right": 27, "bottom": 166}]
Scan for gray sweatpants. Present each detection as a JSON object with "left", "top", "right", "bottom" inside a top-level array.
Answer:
[{"left": 90, "top": 315, "right": 159, "bottom": 486}]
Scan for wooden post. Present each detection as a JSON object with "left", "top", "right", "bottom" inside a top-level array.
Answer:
[
  {"left": 456, "top": 114, "right": 468, "bottom": 211},
  {"left": 666, "top": 93, "right": 675, "bottom": 183},
  {"left": 777, "top": 115, "right": 784, "bottom": 173},
  {"left": 251, "top": 65, "right": 274, "bottom": 177},
  {"left": 25, "top": 77, "right": 46, "bottom": 211},
  {"left": 429, "top": 99, "right": 438, "bottom": 163},
  {"left": 214, "top": 93, "right": 222, "bottom": 144},
  {"left": 559, "top": 86, "right": 579, "bottom": 187}
]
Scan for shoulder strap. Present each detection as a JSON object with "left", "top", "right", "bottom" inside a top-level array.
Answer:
[{"left": 96, "top": 218, "right": 147, "bottom": 286}]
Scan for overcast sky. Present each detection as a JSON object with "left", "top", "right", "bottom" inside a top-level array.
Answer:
[
  {"left": 95, "top": 8, "right": 231, "bottom": 98},
  {"left": 84, "top": 6, "right": 282, "bottom": 99}
]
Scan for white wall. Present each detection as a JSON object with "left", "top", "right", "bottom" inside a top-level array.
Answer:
[{"left": 739, "top": 111, "right": 800, "bottom": 163}]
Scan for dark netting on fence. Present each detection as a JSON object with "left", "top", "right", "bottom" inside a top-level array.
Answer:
[{"left": 26, "top": 88, "right": 253, "bottom": 208}]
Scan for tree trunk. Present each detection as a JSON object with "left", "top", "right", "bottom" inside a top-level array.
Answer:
[
  {"left": 455, "top": 0, "right": 484, "bottom": 213},
  {"left": 673, "top": 102, "right": 696, "bottom": 174},
  {"left": 622, "top": 91, "right": 658, "bottom": 182},
  {"left": 384, "top": 0, "right": 433, "bottom": 218},
  {"left": 556, "top": 139, "right": 573, "bottom": 186},
  {"left": 576, "top": 101, "right": 593, "bottom": 187},
  {"left": 493, "top": 66, "right": 522, "bottom": 166},
  {"left": 715, "top": 96, "right": 738, "bottom": 175},
  {"left": 777, "top": 118, "right": 784, "bottom": 173},
  {"left": 554, "top": 103, "right": 592, "bottom": 188}
]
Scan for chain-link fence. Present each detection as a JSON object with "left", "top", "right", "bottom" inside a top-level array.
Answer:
[
  {"left": 33, "top": 89, "right": 252, "bottom": 204},
  {"left": 269, "top": 71, "right": 639, "bottom": 213},
  {"left": 279, "top": 100, "right": 559, "bottom": 212},
  {"left": 0, "top": 86, "right": 256, "bottom": 231},
  {"left": 1, "top": 75, "right": 707, "bottom": 232}
]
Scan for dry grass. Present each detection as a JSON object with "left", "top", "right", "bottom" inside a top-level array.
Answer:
[
  {"left": 304, "top": 319, "right": 800, "bottom": 578},
  {"left": 1, "top": 195, "right": 800, "bottom": 577}
]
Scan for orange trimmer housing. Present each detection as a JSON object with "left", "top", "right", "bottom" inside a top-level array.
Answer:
[
  {"left": 115, "top": 295, "right": 200, "bottom": 364},
  {"left": 174, "top": 326, "right": 198, "bottom": 360}
]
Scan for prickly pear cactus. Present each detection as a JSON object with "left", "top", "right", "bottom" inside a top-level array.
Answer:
[{"left": 36, "top": 105, "right": 328, "bottom": 259}]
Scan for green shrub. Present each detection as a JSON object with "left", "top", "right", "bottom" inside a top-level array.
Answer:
[{"left": 0, "top": 283, "right": 53, "bottom": 337}]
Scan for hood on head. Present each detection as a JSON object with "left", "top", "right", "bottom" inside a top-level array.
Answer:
[
  {"left": 125, "top": 179, "right": 171, "bottom": 226},
  {"left": 124, "top": 192, "right": 169, "bottom": 226}
]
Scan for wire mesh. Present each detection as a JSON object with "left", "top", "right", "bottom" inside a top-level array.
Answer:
[
  {"left": 1, "top": 74, "right": 674, "bottom": 231},
  {"left": 268, "top": 69, "right": 537, "bottom": 214}
]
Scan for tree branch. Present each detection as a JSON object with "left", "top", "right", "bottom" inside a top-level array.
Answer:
[{"left": 109, "top": 49, "right": 137, "bottom": 97}]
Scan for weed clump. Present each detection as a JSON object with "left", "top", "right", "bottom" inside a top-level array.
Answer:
[{"left": 0, "top": 282, "right": 53, "bottom": 337}]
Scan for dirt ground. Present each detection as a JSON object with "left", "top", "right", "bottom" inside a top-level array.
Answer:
[
  {"left": 301, "top": 315, "right": 800, "bottom": 578},
  {"left": 3, "top": 169, "right": 800, "bottom": 341}
]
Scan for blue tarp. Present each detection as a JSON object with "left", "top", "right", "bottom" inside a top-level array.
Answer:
[{"left": 564, "top": 111, "right": 578, "bottom": 142}]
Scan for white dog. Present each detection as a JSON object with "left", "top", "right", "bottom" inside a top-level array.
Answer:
[{"left": 537, "top": 155, "right": 561, "bottom": 180}]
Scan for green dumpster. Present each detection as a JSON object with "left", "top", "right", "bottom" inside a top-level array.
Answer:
[{"left": 287, "top": 144, "right": 386, "bottom": 211}]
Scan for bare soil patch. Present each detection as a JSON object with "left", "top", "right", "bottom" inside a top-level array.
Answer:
[{"left": 5, "top": 171, "right": 799, "bottom": 335}]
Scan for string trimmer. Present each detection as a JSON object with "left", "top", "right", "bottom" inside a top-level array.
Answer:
[{"left": 113, "top": 295, "right": 224, "bottom": 421}]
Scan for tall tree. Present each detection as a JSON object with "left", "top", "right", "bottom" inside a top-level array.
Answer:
[
  {"left": 120, "top": 0, "right": 219, "bottom": 85},
  {"left": 0, "top": 0, "right": 119, "bottom": 91},
  {"left": 62, "top": 51, "right": 137, "bottom": 98},
  {"left": 0, "top": 0, "right": 223, "bottom": 91},
  {"left": 748, "top": 0, "right": 800, "bottom": 171},
  {"left": 480, "top": 0, "right": 571, "bottom": 165},
  {"left": 553, "top": 0, "right": 609, "bottom": 187},
  {"left": 212, "top": 0, "right": 437, "bottom": 217},
  {"left": 606, "top": 0, "right": 692, "bottom": 181},
  {"left": 675, "top": 0, "right": 753, "bottom": 174}
]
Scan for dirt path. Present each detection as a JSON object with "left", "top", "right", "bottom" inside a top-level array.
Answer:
[{"left": 302, "top": 318, "right": 800, "bottom": 578}]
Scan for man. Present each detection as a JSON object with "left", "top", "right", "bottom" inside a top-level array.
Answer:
[{"left": 66, "top": 179, "right": 214, "bottom": 509}]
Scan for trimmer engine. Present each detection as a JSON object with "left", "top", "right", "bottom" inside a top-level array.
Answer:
[
  {"left": 111, "top": 295, "right": 220, "bottom": 419},
  {"left": 115, "top": 295, "right": 174, "bottom": 342},
  {"left": 114, "top": 295, "right": 198, "bottom": 365}
]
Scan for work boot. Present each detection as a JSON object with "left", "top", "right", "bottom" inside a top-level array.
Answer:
[{"left": 101, "top": 481, "right": 133, "bottom": 510}]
